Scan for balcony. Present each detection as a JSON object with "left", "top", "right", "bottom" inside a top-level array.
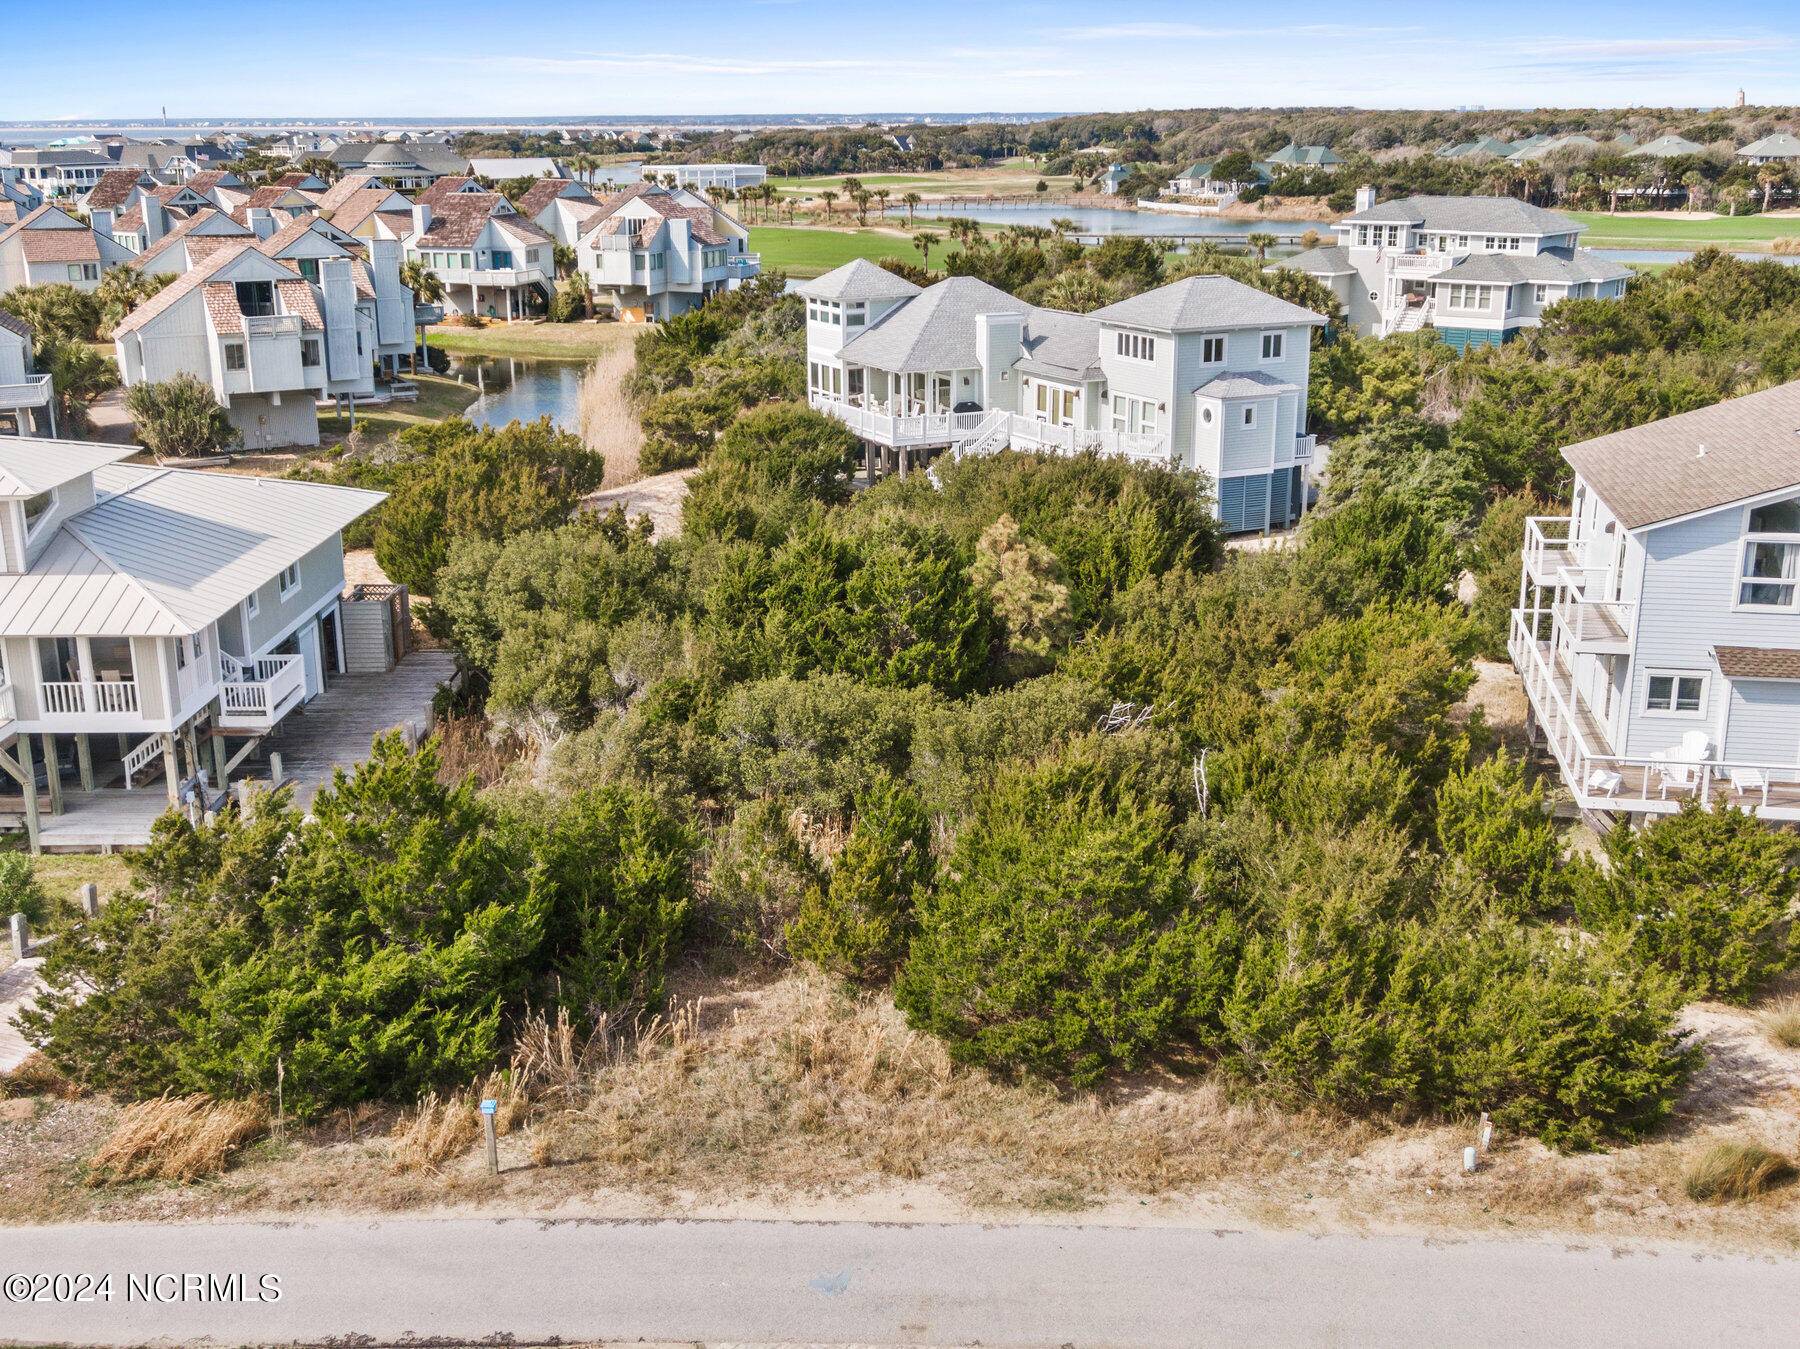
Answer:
[
  {"left": 1390, "top": 252, "right": 1446, "bottom": 275},
  {"left": 244, "top": 314, "right": 303, "bottom": 340},
  {"left": 1293, "top": 433, "right": 1317, "bottom": 462},
  {"left": 1552, "top": 589, "right": 1635, "bottom": 654},
  {"left": 0, "top": 373, "right": 52, "bottom": 409},
  {"left": 217, "top": 653, "right": 306, "bottom": 730},
  {"left": 38, "top": 679, "right": 141, "bottom": 717},
  {"left": 1521, "top": 516, "right": 1582, "bottom": 587},
  {"left": 1005, "top": 415, "right": 1171, "bottom": 464},
  {"left": 810, "top": 392, "right": 988, "bottom": 448},
  {"left": 727, "top": 253, "right": 761, "bottom": 273}
]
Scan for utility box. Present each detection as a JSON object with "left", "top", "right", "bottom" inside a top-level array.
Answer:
[{"left": 340, "top": 583, "right": 412, "bottom": 673}]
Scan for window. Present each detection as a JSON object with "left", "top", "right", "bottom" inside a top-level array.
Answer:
[
  {"left": 1201, "top": 406, "right": 1214, "bottom": 424},
  {"left": 279, "top": 562, "right": 301, "bottom": 597},
  {"left": 1115, "top": 331, "right": 1155, "bottom": 362},
  {"left": 1534, "top": 284, "right": 1548, "bottom": 303},
  {"left": 1109, "top": 394, "right": 1158, "bottom": 437},
  {"left": 1200, "top": 335, "right": 1225, "bottom": 363},
  {"left": 301, "top": 338, "right": 321, "bottom": 367},
  {"left": 1241, "top": 405, "right": 1257, "bottom": 428},
  {"left": 235, "top": 279, "right": 275, "bottom": 317},
  {"left": 246, "top": 590, "right": 260, "bottom": 619},
  {"left": 223, "top": 343, "right": 246, "bottom": 371},
  {"left": 67, "top": 263, "right": 99, "bottom": 282},
  {"left": 491, "top": 249, "right": 514, "bottom": 269},
  {"left": 1645, "top": 672, "right": 1706, "bottom": 716},
  {"left": 192, "top": 631, "right": 205, "bottom": 660},
  {"left": 175, "top": 638, "right": 187, "bottom": 670},
  {"left": 1260, "top": 332, "right": 1284, "bottom": 361},
  {"left": 1738, "top": 497, "right": 1800, "bottom": 607},
  {"left": 845, "top": 303, "right": 866, "bottom": 328},
  {"left": 21, "top": 488, "right": 54, "bottom": 537},
  {"left": 296, "top": 258, "right": 320, "bottom": 283}
]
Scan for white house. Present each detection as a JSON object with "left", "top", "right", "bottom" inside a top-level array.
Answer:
[
  {"left": 0, "top": 313, "right": 54, "bottom": 437},
  {"left": 468, "top": 156, "right": 568, "bottom": 181},
  {"left": 574, "top": 184, "right": 757, "bottom": 320},
  {"left": 1, "top": 148, "right": 114, "bottom": 199},
  {"left": 801, "top": 260, "right": 1326, "bottom": 533},
  {"left": 1275, "top": 188, "right": 1631, "bottom": 346},
  {"left": 659, "top": 163, "right": 767, "bottom": 192},
  {"left": 516, "top": 177, "right": 604, "bottom": 246},
  {"left": 0, "top": 437, "right": 387, "bottom": 850},
  {"left": 253, "top": 215, "right": 416, "bottom": 372},
  {"left": 0, "top": 204, "right": 137, "bottom": 293},
  {"left": 402, "top": 193, "right": 556, "bottom": 319},
  {"left": 113, "top": 242, "right": 379, "bottom": 449},
  {"left": 124, "top": 208, "right": 257, "bottom": 277},
  {"left": 1513, "top": 380, "right": 1800, "bottom": 821}
]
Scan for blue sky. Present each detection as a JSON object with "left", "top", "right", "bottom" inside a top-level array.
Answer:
[{"left": 3, "top": 1, "right": 1794, "bottom": 119}]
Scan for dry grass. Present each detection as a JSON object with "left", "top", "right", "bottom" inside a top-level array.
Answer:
[
  {"left": 1773, "top": 236, "right": 1800, "bottom": 256},
  {"left": 1682, "top": 1141, "right": 1799, "bottom": 1203},
  {"left": 0, "top": 1053, "right": 77, "bottom": 1101},
  {"left": 1760, "top": 997, "right": 1800, "bottom": 1049},
  {"left": 86, "top": 1094, "right": 267, "bottom": 1185},
  {"left": 579, "top": 338, "right": 645, "bottom": 486},
  {"left": 526, "top": 978, "right": 1352, "bottom": 1206},
  {"left": 434, "top": 713, "right": 532, "bottom": 789},
  {"left": 389, "top": 1072, "right": 528, "bottom": 1171}
]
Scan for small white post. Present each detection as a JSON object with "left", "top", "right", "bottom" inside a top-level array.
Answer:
[
  {"left": 270, "top": 752, "right": 284, "bottom": 787},
  {"left": 1479, "top": 1112, "right": 1493, "bottom": 1153},
  {"left": 1462, "top": 1146, "right": 1479, "bottom": 1174},
  {"left": 480, "top": 1098, "right": 498, "bottom": 1176},
  {"left": 9, "top": 912, "right": 28, "bottom": 960},
  {"left": 78, "top": 882, "right": 99, "bottom": 918}
]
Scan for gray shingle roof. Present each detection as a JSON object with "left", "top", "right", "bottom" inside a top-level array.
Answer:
[
  {"left": 1088, "top": 274, "right": 1328, "bottom": 332},
  {"left": 1433, "top": 248, "right": 1633, "bottom": 285},
  {"left": 1738, "top": 133, "right": 1800, "bottom": 159},
  {"left": 1631, "top": 135, "right": 1708, "bottom": 159},
  {"left": 798, "top": 258, "right": 922, "bottom": 303},
  {"left": 1561, "top": 380, "right": 1800, "bottom": 531},
  {"left": 1017, "top": 307, "right": 1103, "bottom": 381},
  {"left": 838, "top": 276, "right": 1022, "bottom": 373},
  {"left": 1341, "top": 194, "right": 1580, "bottom": 236},
  {"left": 1272, "top": 245, "right": 1356, "bottom": 276},
  {"left": 1194, "top": 371, "right": 1300, "bottom": 399}
]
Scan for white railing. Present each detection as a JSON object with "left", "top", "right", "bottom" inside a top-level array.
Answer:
[
  {"left": 1510, "top": 610, "right": 1800, "bottom": 816},
  {"left": 1552, "top": 589, "right": 1635, "bottom": 651},
  {"left": 810, "top": 393, "right": 987, "bottom": 447},
  {"left": 0, "top": 373, "right": 52, "bottom": 408},
  {"left": 218, "top": 653, "right": 306, "bottom": 726},
  {"left": 727, "top": 253, "right": 761, "bottom": 271},
  {"left": 0, "top": 681, "right": 14, "bottom": 726},
  {"left": 1522, "top": 515, "right": 1579, "bottom": 583},
  {"left": 244, "top": 314, "right": 302, "bottom": 339},
  {"left": 1391, "top": 252, "right": 1443, "bottom": 274},
  {"left": 37, "top": 679, "right": 140, "bottom": 716},
  {"left": 1293, "top": 433, "right": 1317, "bottom": 462},
  {"left": 1006, "top": 416, "right": 1171, "bottom": 463},
  {"left": 122, "top": 734, "right": 164, "bottom": 789}
]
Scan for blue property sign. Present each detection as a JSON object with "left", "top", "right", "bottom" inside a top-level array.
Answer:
[{"left": 479, "top": 1099, "right": 497, "bottom": 1116}]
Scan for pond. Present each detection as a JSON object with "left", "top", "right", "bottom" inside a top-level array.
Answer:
[
  {"left": 894, "top": 203, "right": 1333, "bottom": 239},
  {"left": 442, "top": 354, "right": 593, "bottom": 433}
]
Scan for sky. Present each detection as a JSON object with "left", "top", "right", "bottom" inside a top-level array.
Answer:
[{"left": 2, "top": 0, "right": 1795, "bottom": 120}]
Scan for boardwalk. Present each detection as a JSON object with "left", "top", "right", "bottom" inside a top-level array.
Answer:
[
  {"left": 34, "top": 650, "right": 457, "bottom": 850},
  {"left": 0, "top": 953, "right": 43, "bottom": 1072}
]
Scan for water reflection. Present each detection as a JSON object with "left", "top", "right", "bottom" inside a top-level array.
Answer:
[{"left": 444, "top": 354, "right": 593, "bottom": 433}]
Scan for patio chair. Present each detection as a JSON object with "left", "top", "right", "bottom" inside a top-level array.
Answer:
[
  {"left": 1655, "top": 732, "right": 1713, "bottom": 798},
  {"left": 1585, "top": 766, "right": 1623, "bottom": 797}
]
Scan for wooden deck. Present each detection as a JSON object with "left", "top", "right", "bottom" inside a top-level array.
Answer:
[
  {"left": 31, "top": 651, "right": 457, "bottom": 851},
  {"left": 0, "top": 953, "right": 43, "bottom": 1072}
]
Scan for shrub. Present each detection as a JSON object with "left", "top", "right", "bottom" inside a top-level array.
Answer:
[
  {"left": 704, "top": 798, "right": 821, "bottom": 958},
  {"left": 1434, "top": 751, "right": 1569, "bottom": 918},
  {"left": 896, "top": 736, "right": 1232, "bottom": 1086},
  {"left": 788, "top": 774, "right": 934, "bottom": 982},
  {"left": 681, "top": 401, "right": 859, "bottom": 545},
  {"left": 970, "top": 513, "right": 1074, "bottom": 676},
  {"left": 374, "top": 417, "right": 606, "bottom": 595},
  {"left": 0, "top": 852, "right": 60, "bottom": 932},
  {"left": 1300, "top": 490, "right": 1462, "bottom": 615},
  {"left": 1577, "top": 804, "right": 1799, "bottom": 1002},
  {"left": 1682, "top": 1141, "right": 1798, "bottom": 1203},
  {"left": 125, "top": 374, "right": 240, "bottom": 459}
]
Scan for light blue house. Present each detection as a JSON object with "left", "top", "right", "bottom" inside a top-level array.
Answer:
[
  {"left": 1513, "top": 381, "right": 1800, "bottom": 820},
  {"left": 800, "top": 261, "right": 1327, "bottom": 534}
]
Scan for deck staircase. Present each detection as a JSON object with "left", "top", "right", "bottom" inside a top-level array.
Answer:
[
  {"left": 121, "top": 735, "right": 167, "bottom": 790},
  {"left": 950, "top": 410, "right": 1011, "bottom": 462},
  {"left": 1392, "top": 301, "right": 1434, "bottom": 334}
]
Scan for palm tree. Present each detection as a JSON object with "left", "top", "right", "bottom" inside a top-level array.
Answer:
[
  {"left": 762, "top": 184, "right": 778, "bottom": 221},
  {"left": 874, "top": 188, "right": 891, "bottom": 219},
  {"left": 853, "top": 190, "right": 872, "bottom": 225},
  {"left": 820, "top": 189, "right": 839, "bottom": 219},
  {"left": 661, "top": 173, "right": 678, "bottom": 190},
  {"left": 1049, "top": 216, "right": 1078, "bottom": 236},
  {"left": 1245, "top": 232, "right": 1277, "bottom": 260},
  {"left": 40, "top": 337, "right": 118, "bottom": 436},
  {"left": 401, "top": 258, "right": 445, "bottom": 304},
  {"left": 842, "top": 176, "right": 863, "bottom": 200},
  {"left": 1759, "top": 163, "right": 1788, "bottom": 213},
  {"left": 902, "top": 191, "right": 922, "bottom": 224},
  {"left": 912, "top": 231, "right": 940, "bottom": 266},
  {"left": 1682, "top": 171, "right": 1709, "bottom": 212}
]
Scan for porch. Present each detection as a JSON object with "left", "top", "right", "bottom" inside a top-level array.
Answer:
[
  {"left": 1509, "top": 614, "right": 1800, "bottom": 821},
  {"left": 15, "top": 650, "right": 456, "bottom": 851}
]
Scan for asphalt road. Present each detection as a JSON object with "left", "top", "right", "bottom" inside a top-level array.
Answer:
[{"left": 3, "top": 1215, "right": 1797, "bottom": 1347}]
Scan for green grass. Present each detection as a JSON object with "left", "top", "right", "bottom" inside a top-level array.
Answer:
[
  {"left": 751, "top": 225, "right": 960, "bottom": 277},
  {"left": 425, "top": 322, "right": 640, "bottom": 360},
  {"left": 1567, "top": 211, "right": 1800, "bottom": 250},
  {"left": 771, "top": 164, "right": 1075, "bottom": 199},
  {"left": 6, "top": 848, "right": 133, "bottom": 906},
  {"left": 317, "top": 371, "right": 479, "bottom": 444}
]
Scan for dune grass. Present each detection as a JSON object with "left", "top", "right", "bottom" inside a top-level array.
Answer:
[
  {"left": 1759, "top": 997, "right": 1800, "bottom": 1050},
  {"left": 86, "top": 1095, "right": 267, "bottom": 1185},
  {"left": 1682, "top": 1141, "right": 1798, "bottom": 1203}
]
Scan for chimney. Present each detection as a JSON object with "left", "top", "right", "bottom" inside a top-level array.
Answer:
[
  {"left": 974, "top": 311, "right": 1025, "bottom": 412},
  {"left": 1354, "top": 184, "right": 1377, "bottom": 213},
  {"left": 90, "top": 208, "right": 114, "bottom": 240},
  {"left": 410, "top": 202, "right": 432, "bottom": 238},
  {"left": 145, "top": 195, "right": 168, "bottom": 245},
  {"left": 247, "top": 206, "right": 275, "bottom": 240}
]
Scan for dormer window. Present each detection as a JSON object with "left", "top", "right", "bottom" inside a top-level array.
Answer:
[
  {"left": 22, "top": 488, "right": 55, "bottom": 542},
  {"left": 235, "top": 279, "right": 275, "bottom": 317}
]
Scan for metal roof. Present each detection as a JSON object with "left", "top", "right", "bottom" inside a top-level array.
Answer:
[
  {"left": 1631, "top": 135, "right": 1709, "bottom": 159},
  {"left": 1561, "top": 380, "right": 1800, "bottom": 531},
  {"left": 0, "top": 455, "right": 384, "bottom": 637},
  {"left": 0, "top": 439, "right": 138, "bottom": 497}
]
